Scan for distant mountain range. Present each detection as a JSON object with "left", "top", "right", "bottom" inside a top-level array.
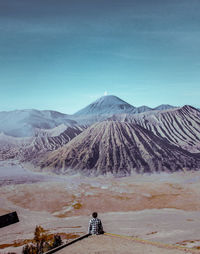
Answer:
[
  {"left": 0, "top": 95, "right": 176, "bottom": 137},
  {"left": 0, "top": 95, "right": 200, "bottom": 176},
  {"left": 0, "top": 109, "right": 76, "bottom": 137},
  {"left": 71, "top": 95, "right": 177, "bottom": 125}
]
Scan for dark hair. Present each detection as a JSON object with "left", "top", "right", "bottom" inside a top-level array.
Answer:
[{"left": 92, "top": 212, "right": 98, "bottom": 218}]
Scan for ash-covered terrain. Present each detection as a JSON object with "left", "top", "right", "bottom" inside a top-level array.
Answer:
[
  {"left": 0, "top": 95, "right": 200, "bottom": 176},
  {"left": 39, "top": 121, "right": 200, "bottom": 176},
  {"left": 2, "top": 161, "right": 200, "bottom": 253},
  {"left": 1, "top": 95, "right": 200, "bottom": 253}
]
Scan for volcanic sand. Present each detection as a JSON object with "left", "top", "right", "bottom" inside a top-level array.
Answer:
[{"left": 1, "top": 161, "right": 200, "bottom": 253}]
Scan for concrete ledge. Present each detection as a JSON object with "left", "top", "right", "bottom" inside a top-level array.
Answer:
[{"left": 44, "top": 234, "right": 91, "bottom": 254}]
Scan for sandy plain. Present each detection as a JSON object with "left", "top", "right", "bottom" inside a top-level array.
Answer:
[{"left": 1, "top": 160, "right": 200, "bottom": 253}]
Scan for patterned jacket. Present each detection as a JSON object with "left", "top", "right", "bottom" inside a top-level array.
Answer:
[{"left": 88, "top": 218, "right": 103, "bottom": 235}]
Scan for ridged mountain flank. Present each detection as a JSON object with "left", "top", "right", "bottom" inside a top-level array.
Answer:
[
  {"left": 21, "top": 125, "right": 85, "bottom": 161},
  {"left": 39, "top": 121, "right": 200, "bottom": 176},
  {"left": 120, "top": 105, "right": 200, "bottom": 153},
  {"left": 0, "top": 125, "right": 85, "bottom": 161}
]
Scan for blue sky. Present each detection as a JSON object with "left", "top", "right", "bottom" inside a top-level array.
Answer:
[{"left": 0, "top": 0, "right": 200, "bottom": 114}]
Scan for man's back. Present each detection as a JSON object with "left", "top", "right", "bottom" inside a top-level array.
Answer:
[{"left": 88, "top": 217, "right": 103, "bottom": 235}]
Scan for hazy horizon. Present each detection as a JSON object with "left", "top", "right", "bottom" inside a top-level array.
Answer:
[{"left": 0, "top": 93, "right": 192, "bottom": 115}]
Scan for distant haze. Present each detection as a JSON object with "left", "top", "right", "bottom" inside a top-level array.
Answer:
[{"left": 0, "top": 0, "right": 200, "bottom": 113}]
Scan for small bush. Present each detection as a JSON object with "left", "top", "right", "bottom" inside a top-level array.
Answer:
[
  {"left": 22, "top": 225, "right": 63, "bottom": 254},
  {"left": 52, "top": 235, "right": 63, "bottom": 248}
]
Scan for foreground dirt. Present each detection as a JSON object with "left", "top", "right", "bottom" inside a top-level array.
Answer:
[
  {"left": 1, "top": 162, "right": 200, "bottom": 253},
  {"left": 2, "top": 171, "right": 200, "bottom": 217},
  {"left": 57, "top": 235, "right": 200, "bottom": 254}
]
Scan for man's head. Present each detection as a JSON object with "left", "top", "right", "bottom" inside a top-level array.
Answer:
[{"left": 92, "top": 212, "right": 98, "bottom": 218}]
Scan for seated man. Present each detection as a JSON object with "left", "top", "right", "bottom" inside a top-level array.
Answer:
[{"left": 88, "top": 212, "right": 104, "bottom": 235}]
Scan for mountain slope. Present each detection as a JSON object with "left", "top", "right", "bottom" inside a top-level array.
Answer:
[
  {"left": 39, "top": 121, "right": 200, "bottom": 176},
  {"left": 20, "top": 125, "right": 86, "bottom": 161},
  {"left": 0, "top": 125, "right": 86, "bottom": 161},
  {"left": 0, "top": 133, "right": 32, "bottom": 160},
  {"left": 71, "top": 95, "right": 136, "bottom": 124},
  {"left": 73, "top": 95, "right": 136, "bottom": 116},
  {"left": 154, "top": 104, "right": 176, "bottom": 110},
  {"left": 112, "top": 105, "right": 200, "bottom": 153},
  {"left": 0, "top": 109, "right": 76, "bottom": 137}
]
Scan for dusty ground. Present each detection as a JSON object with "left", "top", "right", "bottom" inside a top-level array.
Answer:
[
  {"left": 57, "top": 235, "right": 200, "bottom": 254},
  {"left": 1, "top": 160, "right": 200, "bottom": 253}
]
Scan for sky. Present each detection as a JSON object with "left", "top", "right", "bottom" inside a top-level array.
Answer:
[{"left": 0, "top": 0, "right": 200, "bottom": 114}]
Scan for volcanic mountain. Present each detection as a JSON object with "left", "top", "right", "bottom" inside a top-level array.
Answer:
[
  {"left": 0, "top": 125, "right": 86, "bottom": 161},
  {"left": 114, "top": 105, "right": 200, "bottom": 153},
  {"left": 71, "top": 95, "right": 136, "bottom": 124},
  {"left": 39, "top": 121, "right": 200, "bottom": 176},
  {"left": 0, "top": 109, "right": 76, "bottom": 137},
  {"left": 154, "top": 104, "right": 177, "bottom": 110},
  {"left": 72, "top": 95, "right": 176, "bottom": 124},
  {"left": 0, "top": 96, "right": 177, "bottom": 137},
  {"left": 22, "top": 125, "right": 85, "bottom": 161},
  {"left": 1, "top": 95, "right": 199, "bottom": 177},
  {"left": 74, "top": 95, "right": 136, "bottom": 116}
]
